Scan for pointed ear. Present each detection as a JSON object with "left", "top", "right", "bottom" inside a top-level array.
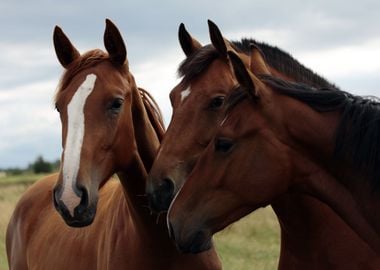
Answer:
[
  {"left": 104, "top": 19, "right": 127, "bottom": 66},
  {"left": 178, "top": 23, "right": 202, "bottom": 57},
  {"left": 228, "top": 51, "right": 258, "bottom": 99},
  {"left": 53, "top": 26, "right": 80, "bottom": 68},
  {"left": 249, "top": 44, "right": 271, "bottom": 75},
  {"left": 208, "top": 20, "right": 227, "bottom": 58}
]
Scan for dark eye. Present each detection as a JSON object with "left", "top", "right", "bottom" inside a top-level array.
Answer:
[
  {"left": 209, "top": 96, "right": 225, "bottom": 110},
  {"left": 55, "top": 103, "right": 60, "bottom": 113},
  {"left": 109, "top": 98, "right": 124, "bottom": 113},
  {"left": 214, "top": 137, "right": 234, "bottom": 153}
]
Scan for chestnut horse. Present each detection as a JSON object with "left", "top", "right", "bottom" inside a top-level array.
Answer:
[
  {"left": 168, "top": 44, "right": 380, "bottom": 258},
  {"left": 6, "top": 19, "right": 221, "bottom": 270},
  {"left": 148, "top": 21, "right": 380, "bottom": 268}
]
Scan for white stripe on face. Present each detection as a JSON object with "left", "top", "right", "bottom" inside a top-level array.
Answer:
[
  {"left": 61, "top": 74, "right": 97, "bottom": 217},
  {"left": 180, "top": 87, "right": 191, "bottom": 103}
]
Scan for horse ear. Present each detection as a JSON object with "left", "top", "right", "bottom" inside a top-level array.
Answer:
[
  {"left": 104, "top": 19, "right": 127, "bottom": 66},
  {"left": 208, "top": 20, "right": 227, "bottom": 58},
  {"left": 249, "top": 44, "right": 271, "bottom": 75},
  {"left": 228, "top": 51, "right": 258, "bottom": 98},
  {"left": 178, "top": 23, "right": 202, "bottom": 57},
  {"left": 53, "top": 26, "right": 80, "bottom": 68}
]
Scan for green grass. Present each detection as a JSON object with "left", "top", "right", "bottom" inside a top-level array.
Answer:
[
  {"left": 0, "top": 174, "right": 280, "bottom": 269},
  {"left": 215, "top": 208, "right": 280, "bottom": 269},
  {"left": 0, "top": 173, "right": 47, "bottom": 186}
]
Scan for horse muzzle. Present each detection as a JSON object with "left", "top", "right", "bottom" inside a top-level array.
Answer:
[
  {"left": 168, "top": 220, "right": 213, "bottom": 254},
  {"left": 53, "top": 185, "right": 97, "bottom": 227},
  {"left": 146, "top": 176, "right": 176, "bottom": 213}
]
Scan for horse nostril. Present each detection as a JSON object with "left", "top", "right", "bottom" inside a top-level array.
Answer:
[
  {"left": 160, "top": 178, "right": 175, "bottom": 197},
  {"left": 53, "top": 187, "right": 60, "bottom": 209},
  {"left": 79, "top": 186, "right": 88, "bottom": 207},
  {"left": 52, "top": 186, "right": 71, "bottom": 219},
  {"left": 148, "top": 177, "right": 176, "bottom": 213},
  {"left": 74, "top": 185, "right": 89, "bottom": 216}
]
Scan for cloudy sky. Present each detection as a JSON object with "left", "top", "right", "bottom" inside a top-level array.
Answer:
[{"left": 1, "top": 0, "right": 380, "bottom": 168}]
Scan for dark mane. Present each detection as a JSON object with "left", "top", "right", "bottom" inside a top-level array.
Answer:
[
  {"left": 178, "top": 38, "right": 338, "bottom": 91},
  {"left": 178, "top": 44, "right": 223, "bottom": 85},
  {"left": 138, "top": 87, "right": 166, "bottom": 141},
  {"left": 231, "top": 38, "right": 338, "bottom": 90},
  {"left": 259, "top": 75, "right": 380, "bottom": 189}
]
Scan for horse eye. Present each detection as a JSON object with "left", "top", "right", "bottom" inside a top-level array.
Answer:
[
  {"left": 109, "top": 98, "right": 124, "bottom": 113},
  {"left": 55, "top": 104, "right": 60, "bottom": 113},
  {"left": 214, "top": 137, "right": 234, "bottom": 153},
  {"left": 209, "top": 96, "right": 225, "bottom": 110}
]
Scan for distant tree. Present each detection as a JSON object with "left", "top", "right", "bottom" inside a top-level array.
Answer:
[
  {"left": 52, "top": 159, "right": 61, "bottom": 171},
  {"left": 32, "top": 155, "right": 52, "bottom": 174},
  {"left": 6, "top": 168, "right": 23, "bottom": 175}
]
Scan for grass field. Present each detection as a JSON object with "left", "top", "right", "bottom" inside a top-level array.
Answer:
[
  {"left": 0, "top": 173, "right": 48, "bottom": 270},
  {"left": 0, "top": 174, "right": 280, "bottom": 270}
]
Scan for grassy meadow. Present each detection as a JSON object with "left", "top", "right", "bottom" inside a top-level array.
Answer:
[{"left": 0, "top": 173, "right": 280, "bottom": 270}]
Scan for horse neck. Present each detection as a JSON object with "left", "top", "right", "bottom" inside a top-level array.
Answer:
[
  {"left": 116, "top": 85, "right": 161, "bottom": 222},
  {"left": 131, "top": 87, "right": 161, "bottom": 171},
  {"left": 268, "top": 121, "right": 363, "bottom": 261},
  {"left": 278, "top": 97, "right": 380, "bottom": 253},
  {"left": 263, "top": 57, "right": 380, "bottom": 253},
  {"left": 114, "top": 156, "right": 219, "bottom": 268},
  {"left": 272, "top": 192, "right": 379, "bottom": 262}
]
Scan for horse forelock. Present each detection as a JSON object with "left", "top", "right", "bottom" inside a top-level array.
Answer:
[
  {"left": 178, "top": 45, "right": 224, "bottom": 85},
  {"left": 54, "top": 49, "right": 128, "bottom": 103}
]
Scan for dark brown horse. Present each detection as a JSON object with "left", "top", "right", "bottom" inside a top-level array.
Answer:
[
  {"left": 6, "top": 19, "right": 221, "bottom": 270},
  {"left": 168, "top": 40, "right": 380, "bottom": 259},
  {"left": 148, "top": 21, "right": 380, "bottom": 268}
]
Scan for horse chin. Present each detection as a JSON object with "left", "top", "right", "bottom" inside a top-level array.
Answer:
[
  {"left": 55, "top": 200, "right": 98, "bottom": 228},
  {"left": 176, "top": 230, "right": 213, "bottom": 254},
  {"left": 65, "top": 216, "right": 95, "bottom": 228}
]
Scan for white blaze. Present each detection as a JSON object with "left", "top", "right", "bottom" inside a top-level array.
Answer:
[
  {"left": 61, "top": 74, "right": 97, "bottom": 217},
  {"left": 180, "top": 87, "right": 191, "bottom": 103}
]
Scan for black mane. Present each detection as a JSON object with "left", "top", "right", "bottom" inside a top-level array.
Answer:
[
  {"left": 178, "top": 44, "right": 223, "bottom": 85},
  {"left": 178, "top": 38, "right": 338, "bottom": 90},
  {"left": 259, "top": 75, "right": 380, "bottom": 189},
  {"left": 232, "top": 38, "right": 338, "bottom": 90}
]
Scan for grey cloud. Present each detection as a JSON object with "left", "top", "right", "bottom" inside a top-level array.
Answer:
[{"left": 1, "top": 0, "right": 380, "bottom": 167}]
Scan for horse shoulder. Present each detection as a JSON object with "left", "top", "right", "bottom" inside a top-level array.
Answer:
[{"left": 7, "top": 174, "right": 58, "bottom": 269}]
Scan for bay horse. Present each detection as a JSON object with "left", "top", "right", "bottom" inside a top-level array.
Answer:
[
  {"left": 6, "top": 19, "right": 221, "bottom": 270},
  {"left": 148, "top": 21, "right": 380, "bottom": 268},
  {"left": 167, "top": 40, "right": 380, "bottom": 259}
]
